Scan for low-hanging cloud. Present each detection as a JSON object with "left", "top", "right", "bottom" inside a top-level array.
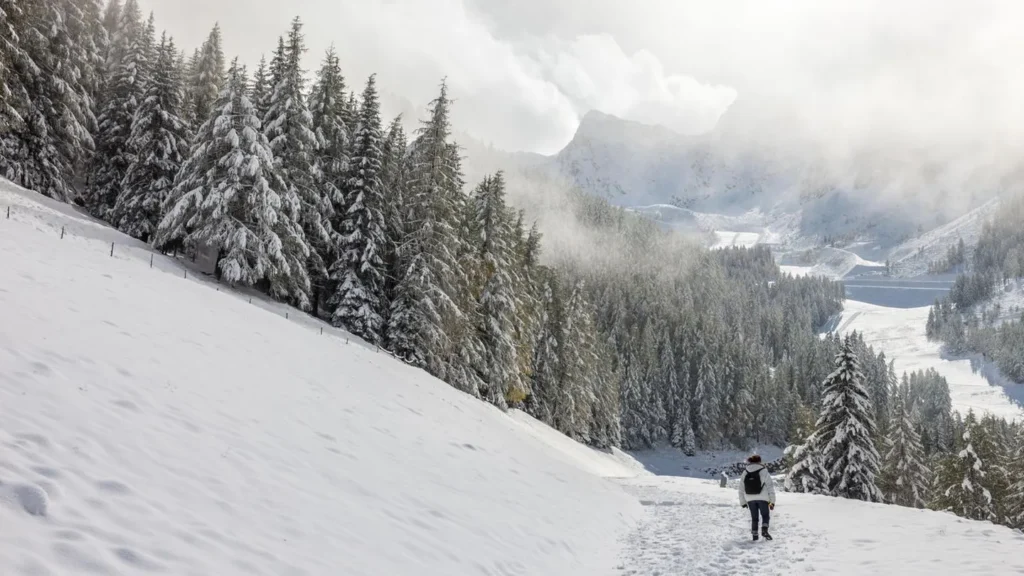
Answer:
[{"left": 137, "top": 0, "right": 736, "bottom": 154}]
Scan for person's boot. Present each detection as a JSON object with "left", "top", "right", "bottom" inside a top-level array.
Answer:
[
  {"left": 752, "top": 531, "right": 759, "bottom": 542},
  {"left": 761, "top": 526, "right": 773, "bottom": 541}
]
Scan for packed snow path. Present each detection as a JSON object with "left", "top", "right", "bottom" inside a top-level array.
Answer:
[
  {"left": 614, "top": 475, "right": 1024, "bottom": 575},
  {"left": 616, "top": 478, "right": 811, "bottom": 575}
]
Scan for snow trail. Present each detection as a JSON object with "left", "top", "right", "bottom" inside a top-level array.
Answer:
[{"left": 616, "top": 478, "right": 813, "bottom": 575}]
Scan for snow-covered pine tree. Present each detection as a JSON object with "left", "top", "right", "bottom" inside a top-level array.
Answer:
[
  {"left": 784, "top": 440, "right": 829, "bottom": 494},
  {"left": 328, "top": 74, "right": 388, "bottom": 343},
  {"left": 88, "top": 0, "right": 145, "bottom": 217},
  {"left": 2, "top": 0, "right": 94, "bottom": 200},
  {"left": 975, "top": 415, "right": 1012, "bottom": 523},
  {"left": 816, "top": 337, "right": 883, "bottom": 502},
  {"left": 0, "top": 0, "right": 29, "bottom": 139},
  {"left": 379, "top": 116, "right": 408, "bottom": 311},
  {"left": 1004, "top": 426, "right": 1024, "bottom": 529},
  {"left": 445, "top": 142, "right": 488, "bottom": 397},
  {"left": 694, "top": 348, "right": 721, "bottom": 448},
  {"left": 113, "top": 33, "right": 189, "bottom": 242},
  {"left": 931, "top": 410, "right": 996, "bottom": 522},
  {"left": 248, "top": 56, "right": 270, "bottom": 121},
  {"left": 620, "top": 349, "right": 652, "bottom": 448},
  {"left": 528, "top": 274, "right": 560, "bottom": 424},
  {"left": 879, "top": 385, "right": 930, "bottom": 508},
  {"left": 155, "top": 58, "right": 311, "bottom": 307},
  {"left": 472, "top": 172, "right": 522, "bottom": 409},
  {"left": 187, "top": 23, "right": 224, "bottom": 131},
  {"left": 264, "top": 18, "right": 328, "bottom": 310},
  {"left": 308, "top": 45, "right": 349, "bottom": 245},
  {"left": 386, "top": 82, "right": 467, "bottom": 383},
  {"left": 60, "top": 0, "right": 105, "bottom": 134}
]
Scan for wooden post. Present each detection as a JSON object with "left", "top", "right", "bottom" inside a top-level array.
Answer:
[
  {"left": 184, "top": 269, "right": 187, "bottom": 279},
  {"left": 5, "top": 206, "right": 9, "bottom": 219},
  {"left": 286, "top": 312, "right": 289, "bottom": 319},
  {"left": 150, "top": 254, "right": 154, "bottom": 268},
  {"left": 110, "top": 242, "right": 114, "bottom": 257},
  {"left": 320, "top": 327, "right": 323, "bottom": 335},
  {"left": 60, "top": 226, "right": 65, "bottom": 239}
]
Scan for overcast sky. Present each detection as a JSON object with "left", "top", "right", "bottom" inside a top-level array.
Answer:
[{"left": 137, "top": 0, "right": 1024, "bottom": 159}]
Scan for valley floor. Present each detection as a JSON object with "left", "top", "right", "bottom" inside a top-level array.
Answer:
[{"left": 838, "top": 299, "right": 1024, "bottom": 420}]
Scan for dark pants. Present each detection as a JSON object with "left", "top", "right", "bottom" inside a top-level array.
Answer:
[{"left": 748, "top": 501, "right": 770, "bottom": 533}]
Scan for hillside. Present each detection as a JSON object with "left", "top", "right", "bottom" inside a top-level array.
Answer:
[
  {"left": 887, "top": 198, "right": 1001, "bottom": 278},
  {"left": 0, "top": 180, "right": 643, "bottom": 575},
  {"left": 5, "top": 180, "right": 1024, "bottom": 574}
]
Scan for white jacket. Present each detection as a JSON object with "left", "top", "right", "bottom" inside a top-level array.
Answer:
[{"left": 738, "top": 464, "right": 776, "bottom": 505}]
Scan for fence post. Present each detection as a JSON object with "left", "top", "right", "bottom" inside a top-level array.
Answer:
[
  {"left": 110, "top": 242, "right": 114, "bottom": 257},
  {"left": 248, "top": 297, "right": 252, "bottom": 304},
  {"left": 5, "top": 206, "right": 9, "bottom": 219},
  {"left": 285, "top": 312, "right": 289, "bottom": 319},
  {"left": 184, "top": 269, "right": 187, "bottom": 279},
  {"left": 60, "top": 226, "right": 65, "bottom": 239},
  {"left": 150, "top": 254, "right": 153, "bottom": 268}
]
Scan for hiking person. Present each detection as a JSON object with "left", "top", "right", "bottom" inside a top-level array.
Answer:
[{"left": 738, "top": 454, "right": 775, "bottom": 541}]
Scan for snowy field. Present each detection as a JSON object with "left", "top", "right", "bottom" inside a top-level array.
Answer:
[
  {"left": 837, "top": 300, "right": 1024, "bottom": 420},
  {"left": 5, "top": 180, "right": 1024, "bottom": 574},
  {"left": 712, "top": 230, "right": 761, "bottom": 249}
]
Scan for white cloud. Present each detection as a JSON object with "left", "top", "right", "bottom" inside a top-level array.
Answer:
[
  {"left": 525, "top": 34, "right": 737, "bottom": 137},
  {"left": 137, "top": 0, "right": 735, "bottom": 154}
]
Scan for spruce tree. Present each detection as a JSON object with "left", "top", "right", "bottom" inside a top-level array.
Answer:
[
  {"left": 0, "top": 0, "right": 29, "bottom": 140},
  {"left": 784, "top": 440, "right": 829, "bottom": 494},
  {"left": 329, "top": 74, "right": 388, "bottom": 343},
  {"left": 2, "top": 0, "right": 94, "bottom": 200},
  {"left": 528, "top": 275, "right": 561, "bottom": 424},
  {"left": 1004, "top": 426, "right": 1024, "bottom": 528},
  {"left": 879, "top": 386, "right": 930, "bottom": 508},
  {"left": 380, "top": 116, "right": 408, "bottom": 311},
  {"left": 264, "top": 18, "right": 327, "bottom": 310},
  {"left": 931, "top": 411, "right": 996, "bottom": 522},
  {"left": 472, "top": 172, "right": 522, "bottom": 409},
  {"left": 816, "top": 338, "right": 883, "bottom": 502},
  {"left": 156, "top": 59, "right": 312, "bottom": 307},
  {"left": 694, "top": 350, "right": 721, "bottom": 448},
  {"left": 88, "top": 0, "right": 145, "bottom": 217},
  {"left": 248, "top": 56, "right": 270, "bottom": 120},
  {"left": 308, "top": 45, "right": 349, "bottom": 249},
  {"left": 386, "top": 82, "right": 466, "bottom": 381},
  {"left": 114, "top": 33, "right": 189, "bottom": 241},
  {"left": 188, "top": 23, "right": 225, "bottom": 130}
]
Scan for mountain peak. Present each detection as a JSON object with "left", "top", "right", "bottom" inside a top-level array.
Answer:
[{"left": 570, "top": 110, "right": 689, "bottom": 150}]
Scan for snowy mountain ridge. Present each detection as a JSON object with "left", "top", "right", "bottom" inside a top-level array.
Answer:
[{"left": 463, "top": 111, "right": 1005, "bottom": 277}]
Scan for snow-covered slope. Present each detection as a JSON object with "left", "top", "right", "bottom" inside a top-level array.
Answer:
[
  {"left": 888, "top": 198, "right": 1000, "bottom": 278},
  {"left": 836, "top": 300, "right": 1024, "bottom": 420},
  {"left": 0, "top": 179, "right": 644, "bottom": 575}
]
